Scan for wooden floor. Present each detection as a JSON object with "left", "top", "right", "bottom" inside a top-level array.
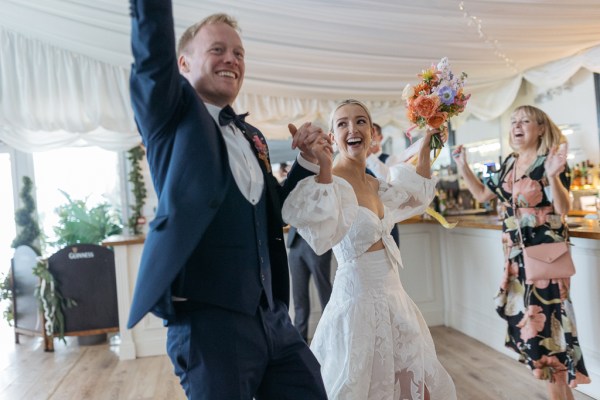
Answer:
[{"left": 0, "top": 323, "right": 594, "bottom": 400}]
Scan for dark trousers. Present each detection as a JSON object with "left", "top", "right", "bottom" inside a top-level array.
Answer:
[
  {"left": 288, "top": 237, "right": 332, "bottom": 341},
  {"left": 167, "top": 299, "right": 327, "bottom": 400}
]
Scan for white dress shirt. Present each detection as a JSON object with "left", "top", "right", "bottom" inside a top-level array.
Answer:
[
  {"left": 206, "top": 103, "right": 264, "bottom": 204},
  {"left": 205, "top": 103, "right": 319, "bottom": 204},
  {"left": 366, "top": 151, "right": 400, "bottom": 183}
]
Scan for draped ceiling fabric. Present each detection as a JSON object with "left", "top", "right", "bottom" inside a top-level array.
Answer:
[{"left": 1, "top": 0, "right": 600, "bottom": 152}]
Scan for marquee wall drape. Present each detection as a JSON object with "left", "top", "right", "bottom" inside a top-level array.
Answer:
[{"left": 1, "top": 1, "right": 600, "bottom": 152}]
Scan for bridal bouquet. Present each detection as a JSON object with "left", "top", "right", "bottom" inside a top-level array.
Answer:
[{"left": 402, "top": 57, "right": 470, "bottom": 151}]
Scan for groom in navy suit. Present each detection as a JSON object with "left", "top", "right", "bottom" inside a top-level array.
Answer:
[{"left": 128, "top": 1, "right": 327, "bottom": 399}]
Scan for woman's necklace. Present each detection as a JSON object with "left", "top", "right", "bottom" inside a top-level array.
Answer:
[{"left": 514, "top": 152, "right": 537, "bottom": 179}]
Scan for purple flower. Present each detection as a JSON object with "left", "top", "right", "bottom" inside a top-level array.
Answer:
[{"left": 438, "top": 86, "right": 456, "bottom": 105}]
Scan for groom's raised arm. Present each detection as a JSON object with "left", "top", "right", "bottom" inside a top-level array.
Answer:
[{"left": 129, "top": 0, "right": 182, "bottom": 142}]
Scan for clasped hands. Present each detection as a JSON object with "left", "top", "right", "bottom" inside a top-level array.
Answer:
[{"left": 289, "top": 122, "right": 333, "bottom": 167}]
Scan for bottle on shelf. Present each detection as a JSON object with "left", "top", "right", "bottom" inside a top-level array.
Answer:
[
  {"left": 571, "top": 163, "right": 581, "bottom": 189},
  {"left": 438, "top": 190, "right": 448, "bottom": 216},
  {"left": 585, "top": 160, "right": 595, "bottom": 186}
]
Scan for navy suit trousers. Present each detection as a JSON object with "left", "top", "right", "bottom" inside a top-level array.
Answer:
[{"left": 166, "top": 299, "right": 327, "bottom": 400}]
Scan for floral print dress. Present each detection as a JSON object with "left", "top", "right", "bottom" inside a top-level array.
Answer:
[{"left": 485, "top": 153, "right": 590, "bottom": 387}]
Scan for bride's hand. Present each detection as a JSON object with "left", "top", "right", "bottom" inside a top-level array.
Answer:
[
  {"left": 312, "top": 136, "right": 334, "bottom": 170},
  {"left": 306, "top": 134, "right": 333, "bottom": 184},
  {"left": 289, "top": 122, "right": 328, "bottom": 164},
  {"left": 422, "top": 126, "right": 447, "bottom": 150}
]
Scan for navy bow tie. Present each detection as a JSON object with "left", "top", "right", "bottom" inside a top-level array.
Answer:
[{"left": 218, "top": 105, "right": 249, "bottom": 128}]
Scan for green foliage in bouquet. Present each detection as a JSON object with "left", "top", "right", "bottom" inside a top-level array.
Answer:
[{"left": 53, "top": 191, "right": 123, "bottom": 248}]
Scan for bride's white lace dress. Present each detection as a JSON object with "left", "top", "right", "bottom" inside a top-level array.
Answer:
[{"left": 282, "top": 164, "right": 456, "bottom": 400}]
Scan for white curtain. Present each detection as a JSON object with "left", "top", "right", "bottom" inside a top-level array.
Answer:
[{"left": 0, "top": 28, "right": 140, "bottom": 152}]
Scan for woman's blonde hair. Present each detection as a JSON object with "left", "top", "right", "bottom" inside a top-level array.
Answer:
[
  {"left": 509, "top": 105, "right": 566, "bottom": 155},
  {"left": 328, "top": 99, "right": 373, "bottom": 134}
]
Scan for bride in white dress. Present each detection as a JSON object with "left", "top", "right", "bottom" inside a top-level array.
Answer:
[{"left": 282, "top": 99, "right": 457, "bottom": 400}]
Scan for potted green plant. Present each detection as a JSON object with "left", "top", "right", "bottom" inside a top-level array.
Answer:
[
  {"left": 2, "top": 176, "right": 42, "bottom": 328},
  {"left": 51, "top": 191, "right": 123, "bottom": 345},
  {"left": 52, "top": 190, "right": 123, "bottom": 249}
]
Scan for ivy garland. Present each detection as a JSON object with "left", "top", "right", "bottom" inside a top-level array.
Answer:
[
  {"left": 3, "top": 176, "right": 74, "bottom": 341},
  {"left": 127, "top": 145, "right": 148, "bottom": 235},
  {"left": 33, "top": 259, "right": 76, "bottom": 342},
  {"left": 0, "top": 273, "right": 13, "bottom": 326}
]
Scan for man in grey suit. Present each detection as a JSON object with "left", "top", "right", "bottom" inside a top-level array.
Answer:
[{"left": 287, "top": 226, "right": 332, "bottom": 343}]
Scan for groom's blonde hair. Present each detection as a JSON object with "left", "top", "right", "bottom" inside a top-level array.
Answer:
[{"left": 177, "top": 13, "right": 241, "bottom": 58}]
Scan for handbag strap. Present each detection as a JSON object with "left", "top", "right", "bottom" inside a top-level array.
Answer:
[
  {"left": 511, "top": 155, "right": 527, "bottom": 249},
  {"left": 511, "top": 154, "right": 569, "bottom": 249}
]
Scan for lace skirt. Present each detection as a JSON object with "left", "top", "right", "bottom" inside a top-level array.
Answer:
[{"left": 310, "top": 249, "right": 456, "bottom": 400}]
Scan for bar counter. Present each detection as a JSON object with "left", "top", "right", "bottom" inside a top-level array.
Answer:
[
  {"left": 103, "top": 213, "right": 600, "bottom": 398},
  {"left": 400, "top": 213, "right": 600, "bottom": 240}
]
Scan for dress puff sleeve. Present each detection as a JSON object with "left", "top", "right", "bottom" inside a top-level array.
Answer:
[
  {"left": 282, "top": 176, "right": 358, "bottom": 255},
  {"left": 380, "top": 163, "right": 438, "bottom": 223}
]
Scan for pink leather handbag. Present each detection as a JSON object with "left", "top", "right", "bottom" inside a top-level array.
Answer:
[{"left": 511, "top": 155, "right": 575, "bottom": 283}]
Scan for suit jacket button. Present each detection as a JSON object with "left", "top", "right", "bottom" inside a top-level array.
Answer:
[{"left": 261, "top": 273, "right": 265, "bottom": 281}]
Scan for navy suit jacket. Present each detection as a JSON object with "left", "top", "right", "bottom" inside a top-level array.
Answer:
[{"left": 127, "top": 0, "right": 312, "bottom": 328}]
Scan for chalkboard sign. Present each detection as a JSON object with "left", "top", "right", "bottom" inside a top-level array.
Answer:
[{"left": 48, "top": 244, "right": 119, "bottom": 333}]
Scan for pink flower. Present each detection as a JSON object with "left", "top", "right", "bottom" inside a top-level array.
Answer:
[
  {"left": 252, "top": 135, "right": 267, "bottom": 155},
  {"left": 499, "top": 259, "right": 519, "bottom": 290},
  {"left": 513, "top": 177, "right": 543, "bottom": 208},
  {"left": 517, "top": 305, "right": 546, "bottom": 342}
]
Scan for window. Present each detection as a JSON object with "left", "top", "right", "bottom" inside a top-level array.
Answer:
[{"left": 32, "top": 146, "right": 122, "bottom": 254}]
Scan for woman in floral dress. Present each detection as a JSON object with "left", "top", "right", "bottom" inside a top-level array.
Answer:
[{"left": 453, "top": 105, "right": 590, "bottom": 400}]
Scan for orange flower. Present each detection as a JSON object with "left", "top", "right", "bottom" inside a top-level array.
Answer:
[
  {"left": 413, "top": 82, "right": 431, "bottom": 96},
  {"left": 406, "top": 107, "right": 418, "bottom": 123},
  {"left": 413, "top": 95, "right": 440, "bottom": 118},
  {"left": 427, "top": 111, "right": 447, "bottom": 128}
]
